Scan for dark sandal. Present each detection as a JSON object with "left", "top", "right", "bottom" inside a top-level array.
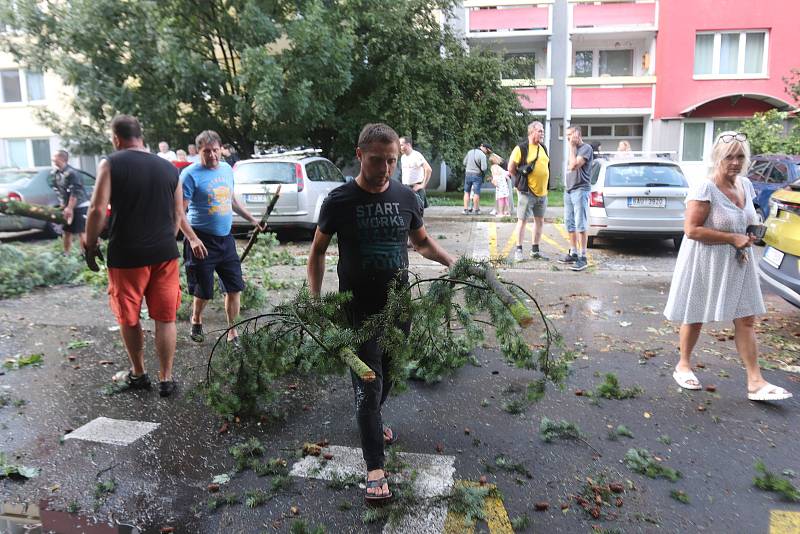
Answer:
[
  {"left": 383, "top": 426, "right": 398, "bottom": 446},
  {"left": 365, "top": 477, "right": 392, "bottom": 502}
]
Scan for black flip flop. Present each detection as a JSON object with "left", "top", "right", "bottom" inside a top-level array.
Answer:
[{"left": 365, "top": 477, "right": 392, "bottom": 502}]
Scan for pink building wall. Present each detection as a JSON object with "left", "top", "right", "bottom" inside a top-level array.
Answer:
[
  {"left": 655, "top": 0, "right": 800, "bottom": 119},
  {"left": 572, "top": 87, "right": 652, "bottom": 109},
  {"left": 514, "top": 88, "right": 547, "bottom": 110}
]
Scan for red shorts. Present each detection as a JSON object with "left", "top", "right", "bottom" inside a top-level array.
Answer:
[{"left": 107, "top": 259, "right": 181, "bottom": 326}]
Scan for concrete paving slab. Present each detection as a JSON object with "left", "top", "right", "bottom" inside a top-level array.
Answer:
[{"left": 64, "top": 417, "right": 159, "bottom": 446}]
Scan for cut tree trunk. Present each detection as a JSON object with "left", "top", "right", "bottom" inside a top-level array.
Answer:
[{"left": 0, "top": 198, "right": 66, "bottom": 224}]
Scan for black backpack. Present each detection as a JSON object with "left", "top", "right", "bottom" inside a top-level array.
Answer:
[{"left": 513, "top": 141, "right": 549, "bottom": 192}]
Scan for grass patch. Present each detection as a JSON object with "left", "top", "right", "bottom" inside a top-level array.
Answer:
[
  {"left": 540, "top": 417, "right": 584, "bottom": 443},
  {"left": 754, "top": 461, "right": 800, "bottom": 501},
  {"left": 624, "top": 448, "right": 681, "bottom": 482}
]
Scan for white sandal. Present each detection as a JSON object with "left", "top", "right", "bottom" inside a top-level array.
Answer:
[
  {"left": 747, "top": 384, "right": 793, "bottom": 401},
  {"left": 673, "top": 368, "right": 702, "bottom": 390}
]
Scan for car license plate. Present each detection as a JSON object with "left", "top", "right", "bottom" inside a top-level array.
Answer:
[
  {"left": 762, "top": 246, "right": 784, "bottom": 269},
  {"left": 246, "top": 194, "right": 268, "bottom": 203},
  {"left": 628, "top": 197, "right": 666, "bottom": 208}
]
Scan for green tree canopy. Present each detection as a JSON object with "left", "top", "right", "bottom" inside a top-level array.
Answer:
[
  {"left": 738, "top": 109, "right": 800, "bottom": 156},
  {"left": 1, "top": 0, "right": 530, "bottom": 177}
]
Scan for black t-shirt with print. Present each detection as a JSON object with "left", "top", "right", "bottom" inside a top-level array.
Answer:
[{"left": 318, "top": 179, "right": 423, "bottom": 314}]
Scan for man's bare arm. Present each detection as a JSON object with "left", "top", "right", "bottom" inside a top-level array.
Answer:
[
  {"left": 307, "top": 229, "right": 333, "bottom": 297},
  {"left": 421, "top": 160, "right": 432, "bottom": 188},
  {"left": 85, "top": 159, "right": 111, "bottom": 248},
  {"left": 409, "top": 226, "right": 456, "bottom": 268},
  {"left": 176, "top": 184, "right": 208, "bottom": 259}
]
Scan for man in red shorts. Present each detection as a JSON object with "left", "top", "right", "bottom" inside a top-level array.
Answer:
[{"left": 85, "top": 115, "right": 207, "bottom": 397}]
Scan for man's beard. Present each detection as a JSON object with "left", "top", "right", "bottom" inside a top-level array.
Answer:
[{"left": 363, "top": 173, "right": 389, "bottom": 188}]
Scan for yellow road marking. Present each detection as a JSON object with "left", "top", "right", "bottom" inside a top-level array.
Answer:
[
  {"left": 501, "top": 230, "right": 519, "bottom": 259},
  {"left": 488, "top": 221, "right": 497, "bottom": 258},
  {"left": 553, "top": 223, "right": 592, "bottom": 262},
  {"left": 539, "top": 232, "right": 569, "bottom": 254},
  {"left": 770, "top": 510, "right": 800, "bottom": 534},
  {"left": 443, "top": 481, "right": 514, "bottom": 534}
]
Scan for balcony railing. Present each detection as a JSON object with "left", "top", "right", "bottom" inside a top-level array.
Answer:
[
  {"left": 571, "top": 0, "right": 656, "bottom": 31},
  {"left": 568, "top": 76, "right": 655, "bottom": 112},
  {"left": 503, "top": 79, "right": 551, "bottom": 110},
  {"left": 465, "top": 1, "right": 551, "bottom": 35}
]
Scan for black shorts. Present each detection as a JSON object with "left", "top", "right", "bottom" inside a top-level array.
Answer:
[
  {"left": 184, "top": 230, "right": 244, "bottom": 300},
  {"left": 64, "top": 206, "right": 88, "bottom": 234}
]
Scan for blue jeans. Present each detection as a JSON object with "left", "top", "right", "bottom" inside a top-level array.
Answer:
[
  {"left": 564, "top": 189, "right": 590, "bottom": 233},
  {"left": 464, "top": 174, "right": 483, "bottom": 196}
]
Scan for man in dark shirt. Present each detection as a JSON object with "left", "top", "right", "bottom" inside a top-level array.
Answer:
[
  {"left": 85, "top": 114, "right": 207, "bottom": 398},
  {"left": 308, "top": 123, "right": 455, "bottom": 501},
  {"left": 50, "top": 150, "right": 88, "bottom": 254}
]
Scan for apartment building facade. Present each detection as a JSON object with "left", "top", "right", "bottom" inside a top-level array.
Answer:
[
  {"left": 0, "top": 50, "right": 99, "bottom": 173},
  {"left": 453, "top": 0, "right": 798, "bottom": 182}
]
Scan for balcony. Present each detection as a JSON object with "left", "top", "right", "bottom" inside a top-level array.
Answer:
[
  {"left": 570, "top": 0, "right": 657, "bottom": 34},
  {"left": 465, "top": 1, "right": 552, "bottom": 39},
  {"left": 568, "top": 76, "right": 655, "bottom": 115},
  {"left": 503, "top": 79, "right": 551, "bottom": 111}
]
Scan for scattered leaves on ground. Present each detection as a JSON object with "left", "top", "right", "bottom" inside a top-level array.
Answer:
[
  {"left": 624, "top": 448, "right": 681, "bottom": 482},
  {"left": 754, "top": 460, "right": 800, "bottom": 501}
]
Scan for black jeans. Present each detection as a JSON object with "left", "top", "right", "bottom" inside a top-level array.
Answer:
[{"left": 348, "top": 304, "right": 410, "bottom": 471}]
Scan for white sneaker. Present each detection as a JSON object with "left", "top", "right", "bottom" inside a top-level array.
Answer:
[{"left": 513, "top": 248, "right": 523, "bottom": 262}]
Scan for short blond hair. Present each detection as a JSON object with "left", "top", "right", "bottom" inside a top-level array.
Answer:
[{"left": 710, "top": 131, "right": 750, "bottom": 177}]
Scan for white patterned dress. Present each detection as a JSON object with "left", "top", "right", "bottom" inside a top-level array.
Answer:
[{"left": 664, "top": 176, "right": 765, "bottom": 323}]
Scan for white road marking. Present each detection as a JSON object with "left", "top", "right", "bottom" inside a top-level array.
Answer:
[
  {"left": 64, "top": 417, "right": 159, "bottom": 446},
  {"left": 290, "top": 445, "right": 456, "bottom": 533},
  {"left": 471, "top": 222, "right": 491, "bottom": 261}
]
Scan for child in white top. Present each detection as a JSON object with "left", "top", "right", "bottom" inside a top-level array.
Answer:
[{"left": 490, "top": 159, "right": 510, "bottom": 216}]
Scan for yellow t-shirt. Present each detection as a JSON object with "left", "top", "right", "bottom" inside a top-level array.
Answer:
[{"left": 510, "top": 143, "right": 549, "bottom": 197}]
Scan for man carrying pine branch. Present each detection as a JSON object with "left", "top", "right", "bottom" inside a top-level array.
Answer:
[{"left": 307, "top": 123, "right": 455, "bottom": 502}]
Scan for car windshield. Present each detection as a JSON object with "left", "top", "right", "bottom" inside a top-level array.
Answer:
[
  {"left": 0, "top": 170, "right": 36, "bottom": 186},
  {"left": 605, "top": 163, "right": 688, "bottom": 187},
  {"left": 235, "top": 162, "right": 296, "bottom": 184}
]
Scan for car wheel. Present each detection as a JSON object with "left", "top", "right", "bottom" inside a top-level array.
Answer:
[
  {"left": 43, "top": 221, "right": 63, "bottom": 238},
  {"left": 673, "top": 236, "right": 683, "bottom": 250},
  {"left": 587, "top": 236, "right": 595, "bottom": 249}
]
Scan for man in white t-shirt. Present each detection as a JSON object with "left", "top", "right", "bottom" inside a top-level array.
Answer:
[
  {"left": 399, "top": 136, "right": 432, "bottom": 214},
  {"left": 157, "top": 141, "right": 177, "bottom": 161}
]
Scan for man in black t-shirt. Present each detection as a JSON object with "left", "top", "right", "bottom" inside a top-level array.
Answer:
[
  {"left": 50, "top": 150, "right": 89, "bottom": 254},
  {"left": 85, "top": 115, "right": 206, "bottom": 398},
  {"left": 308, "top": 123, "right": 455, "bottom": 502}
]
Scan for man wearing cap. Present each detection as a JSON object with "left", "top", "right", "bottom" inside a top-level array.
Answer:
[{"left": 462, "top": 143, "right": 491, "bottom": 215}]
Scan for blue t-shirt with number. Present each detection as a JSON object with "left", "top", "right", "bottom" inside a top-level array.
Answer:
[{"left": 181, "top": 162, "right": 235, "bottom": 236}]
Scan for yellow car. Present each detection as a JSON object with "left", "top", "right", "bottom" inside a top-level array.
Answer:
[{"left": 759, "top": 179, "right": 800, "bottom": 308}]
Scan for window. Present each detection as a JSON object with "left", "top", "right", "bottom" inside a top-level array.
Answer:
[
  {"left": 599, "top": 50, "right": 633, "bottom": 76},
  {"left": 768, "top": 163, "right": 789, "bottom": 184},
  {"left": 6, "top": 139, "right": 28, "bottom": 167},
  {"left": 233, "top": 162, "right": 296, "bottom": 184},
  {"left": 590, "top": 125, "right": 612, "bottom": 136},
  {"left": 605, "top": 163, "right": 687, "bottom": 188},
  {"left": 682, "top": 123, "right": 706, "bottom": 162},
  {"left": 574, "top": 50, "right": 593, "bottom": 77},
  {"left": 694, "top": 31, "right": 768, "bottom": 76},
  {"left": 323, "top": 161, "right": 345, "bottom": 183},
  {"left": 25, "top": 71, "right": 45, "bottom": 101},
  {"left": 713, "top": 120, "right": 743, "bottom": 139},
  {"left": 1, "top": 69, "right": 22, "bottom": 102},
  {"left": 748, "top": 161, "right": 771, "bottom": 182},
  {"left": 502, "top": 53, "right": 535, "bottom": 80},
  {"left": 31, "top": 139, "right": 50, "bottom": 167}
]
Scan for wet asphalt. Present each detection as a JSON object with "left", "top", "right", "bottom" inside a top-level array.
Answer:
[{"left": 1, "top": 219, "right": 799, "bottom": 534}]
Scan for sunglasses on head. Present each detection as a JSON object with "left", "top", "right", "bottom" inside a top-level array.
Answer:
[{"left": 719, "top": 132, "right": 747, "bottom": 143}]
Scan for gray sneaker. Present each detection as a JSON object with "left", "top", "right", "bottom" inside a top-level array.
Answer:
[
  {"left": 531, "top": 250, "right": 549, "bottom": 261},
  {"left": 558, "top": 252, "right": 578, "bottom": 264},
  {"left": 571, "top": 256, "right": 588, "bottom": 271},
  {"left": 513, "top": 248, "right": 524, "bottom": 262}
]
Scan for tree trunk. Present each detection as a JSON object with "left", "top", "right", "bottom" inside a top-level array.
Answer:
[{"left": 0, "top": 199, "right": 66, "bottom": 224}]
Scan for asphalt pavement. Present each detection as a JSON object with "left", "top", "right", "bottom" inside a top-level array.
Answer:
[{"left": 1, "top": 216, "right": 799, "bottom": 534}]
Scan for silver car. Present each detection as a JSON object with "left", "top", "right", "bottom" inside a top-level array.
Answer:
[
  {"left": 232, "top": 150, "right": 346, "bottom": 237},
  {"left": 587, "top": 156, "right": 689, "bottom": 249},
  {"left": 0, "top": 167, "right": 95, "bottom": 235}
]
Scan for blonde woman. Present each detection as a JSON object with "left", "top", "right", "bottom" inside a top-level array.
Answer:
[
  {"left": 617, "top": 140, "right": 631, "bottom": 152},
  {"left": 664, "top": 132, "right": 791, "bottom": 401}
]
